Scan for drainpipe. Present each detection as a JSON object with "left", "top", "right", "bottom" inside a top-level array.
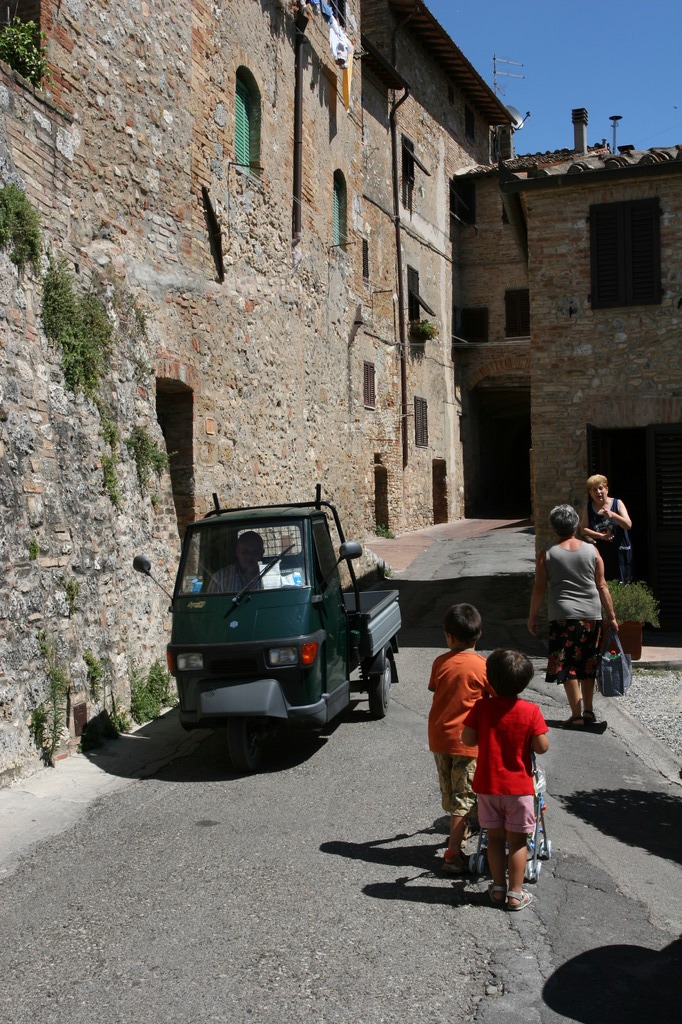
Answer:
[
  {"left": 292, "top": 11, "right": 309, "bottom": 248},
  {"left": 390, "top": 86, "right": 410, "bottom": 468}
]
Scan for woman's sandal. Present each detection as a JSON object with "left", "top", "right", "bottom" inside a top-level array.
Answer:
[
  {"left": 506, "top": 890, "right": 534, "bottom": 912},
  {"left": 488, "top": 884, "right": 507, "bottom": 906},
  {"left": 562, "top": 715, "right": 585, "bottom": 730},
  {"left": 582, "top": 710, "right": 597, "bottom": 724}
]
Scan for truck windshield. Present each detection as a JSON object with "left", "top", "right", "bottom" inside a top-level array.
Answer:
[{"left": 177, "top": 519, "right": 308, "bottom": 596}]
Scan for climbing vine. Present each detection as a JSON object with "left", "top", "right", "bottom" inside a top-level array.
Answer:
[{"left": 126, "top": 425, "right": 170, "bottom": 489}]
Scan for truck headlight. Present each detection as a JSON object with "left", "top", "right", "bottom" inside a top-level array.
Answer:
[
  {"left": 176, "top": 652, "right": 204, "bottom": 671},
  {"left": 267, "top": 647, "right": 298, "bottom": 667}
]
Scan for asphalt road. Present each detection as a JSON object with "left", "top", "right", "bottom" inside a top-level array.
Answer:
[{"left": 1, "top": 525, "right": 680, "bottom": 1023}]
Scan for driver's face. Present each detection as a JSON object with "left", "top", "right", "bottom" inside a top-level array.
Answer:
[{"left": 235, "top": 537, "right": 263, "bottom": 570}]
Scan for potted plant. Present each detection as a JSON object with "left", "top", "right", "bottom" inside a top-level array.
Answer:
[
  {"left": 409, "top": 318, "right": 439, "bottom": 341},
  {"left": 605, "top": 580, "right": 660, "bottom": 660}
]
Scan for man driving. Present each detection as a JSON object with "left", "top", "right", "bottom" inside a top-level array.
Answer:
[{"left": 207, "top": 530, "right": 265, "bottom": 593}]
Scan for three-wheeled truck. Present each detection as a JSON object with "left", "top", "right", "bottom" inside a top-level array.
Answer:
[{"left": 134, "top": 489, "right": 400, "bottom": 771}]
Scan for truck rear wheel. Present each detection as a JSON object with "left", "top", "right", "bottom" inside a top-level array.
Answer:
[
  {"left": 227, "top": 717, "right": 264, "bottom": 772},
  {"left": 367, "top": 654, "right": 392, "bottom": 719}
]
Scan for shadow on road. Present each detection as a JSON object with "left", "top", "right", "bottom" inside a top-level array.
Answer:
[
  {"left": 556, "top": 787, "right": 682, "bottom": 865},
  {"left": 542, "top": 936, "right": 682, "bottom": 1023},
  {"left": 392, "top": 573, "right": 545, "bottom": 657}
]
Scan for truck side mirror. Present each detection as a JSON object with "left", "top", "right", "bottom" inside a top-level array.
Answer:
[
  {"left": 339, "top": 541, "right": 362, "bottom": 561},
  {"left": 133, "top": 554, "right": 152, "bottom": 575}
]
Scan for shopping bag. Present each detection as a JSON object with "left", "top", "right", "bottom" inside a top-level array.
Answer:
[{"left": 597, "top": 630, "right": 632, "bottom": 696}]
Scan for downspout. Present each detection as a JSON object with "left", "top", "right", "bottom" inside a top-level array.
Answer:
[
  {"left": 292, "top": 11, "right": 309, "bottom": 249},
  {"left": 390, "top": 86, "right": 410, "bottom": 467}
]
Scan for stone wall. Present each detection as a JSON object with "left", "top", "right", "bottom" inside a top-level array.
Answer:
[{"left": 0, "top": 0, "right": 510, "bottom": 781}]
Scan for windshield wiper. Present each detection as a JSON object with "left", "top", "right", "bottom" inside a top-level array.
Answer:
[{"left": 228, "top": 544, "right": 295, "bottom": 610}]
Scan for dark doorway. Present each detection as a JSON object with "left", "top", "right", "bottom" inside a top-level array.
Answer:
[
  {"left": 466, "top": 386, "right": 531, "bottom": 517},
  {"left": 156, "top": 379, "right": 194, "bottom": 538},
  {"left": 588, "top": 423, "right": 682, "bottom": 630},
  {"left": 432, "top": 459, "right": 448, "bottom": 524},
  {"left": 374, "top": 458, "right": 389, "bottom": 532}
]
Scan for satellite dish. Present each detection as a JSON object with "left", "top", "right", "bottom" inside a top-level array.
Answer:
[{"left": 506, "top": 105, "right": 525, "bottom": 130}]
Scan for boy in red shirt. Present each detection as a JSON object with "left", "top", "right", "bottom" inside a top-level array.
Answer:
[
  {"left": 428, "top": 604, "right": 493, "bottom": 874},
  {"left": 462, "top": 648, "right": 549, "bottom": 911}
]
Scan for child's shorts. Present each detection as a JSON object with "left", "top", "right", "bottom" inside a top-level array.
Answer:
[
  {"left": 477, "top": 793, "right": 536, "bottom": 834},
  {"left": 433, "top": 753, "right": 476, "bottom": 816}
]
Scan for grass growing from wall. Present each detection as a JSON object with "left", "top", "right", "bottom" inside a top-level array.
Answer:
[{"left": 126, "top": 425, "right": 170, "bottom": 489}]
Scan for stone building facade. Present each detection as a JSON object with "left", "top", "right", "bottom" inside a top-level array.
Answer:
[
  {"left": 0, "top": 1, "right": 510, "bottom": 780},
  {"left": 501, "top": 140, "right": 682, "bottom": 629}
]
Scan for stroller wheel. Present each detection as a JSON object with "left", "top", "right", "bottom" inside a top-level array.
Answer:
[
  {"left": 477, "top": 853, "right": 487, "bottom": 874},
  {"left": 469, "top": 853, "right": 479, "bottom": 874},
  {"left": 542, "top": 839, "right": 552, "bottom": 859}
]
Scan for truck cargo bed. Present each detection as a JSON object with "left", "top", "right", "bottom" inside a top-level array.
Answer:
[{"left": 344, "top": 589, "right": 401, "bottom": 658}]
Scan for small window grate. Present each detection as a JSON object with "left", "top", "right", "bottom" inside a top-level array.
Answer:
[{"left": 362, "top": 238, "right": 369, "bottom": 282}]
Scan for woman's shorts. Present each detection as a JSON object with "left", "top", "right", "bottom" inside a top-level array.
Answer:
[
  {"left": 546, "top": 618, "right": 601, "bottom": 683},
  {"left": 433, "top": 753, "right": 477, "bottom": 816},
  {"left": 477, "top": 793, "right": 536, "bottom": 834}
]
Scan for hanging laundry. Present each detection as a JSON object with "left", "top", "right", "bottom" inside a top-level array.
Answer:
[
  {"left": 329, "top": 15, "right": 351, "bottom": 68},
  {"left": 320, "top": 0, "right": 333, "bottom": 19}
]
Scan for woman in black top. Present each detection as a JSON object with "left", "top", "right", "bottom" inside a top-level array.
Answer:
[{"left": 580, "top": 474, "right": 633, "bottom": 582}]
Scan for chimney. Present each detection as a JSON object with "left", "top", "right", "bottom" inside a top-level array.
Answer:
[{"left": 572, "top": 108, "right": 588, "bottom": 155}]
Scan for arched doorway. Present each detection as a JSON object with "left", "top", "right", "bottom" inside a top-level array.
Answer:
[{"left": 465, "top": 385, "right": 531, "bottom": 518}]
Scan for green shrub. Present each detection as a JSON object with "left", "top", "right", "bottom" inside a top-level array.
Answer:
[
  {"left": 606, "top": 580, "right": 660, "bottom": 627},
  {"left": 0, "top": 19, "right": 50, "bottom": 89},
  {"left": 130, "top": 658, "right": 175, "bottom": 724},
  {"left": 28, "top": 537, "right": 40, "bottom": 560},
  {"left": 0, "top": 184, "right": 41, "bottom": 272},
  {"left": 375, "top": 523, "right": 395, "bottom": 539},
  {"left": 42, "top": 257, "right": 113, "bottom": 396},
  {"left": 35, "top": 630, "right": 69, "bottom": 765}
]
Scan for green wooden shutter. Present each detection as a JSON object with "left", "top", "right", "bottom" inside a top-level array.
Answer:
[
  {"left": 333, "top": 177, "right": 340, "bottom": 245},
  {"left": 235, "top": 79, "right": 250, "bottom": 167}
]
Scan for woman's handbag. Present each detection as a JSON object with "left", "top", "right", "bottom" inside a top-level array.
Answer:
[{"left": 597, "top": 629, "right": 632, "bottom": 697}]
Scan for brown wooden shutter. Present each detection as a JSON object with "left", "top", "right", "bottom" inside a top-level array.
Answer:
[
  {"left": 363, "top": 361, "right": 376, "bottom": 409},
  {"left": 414, "top": 397, "right": 428, "bottom": 447},
  {"left": 590, "top": 199, "right": 661, "bottom": 307},
  {"left": 505, "top": 289, "right": 530, "bottom": 337}
]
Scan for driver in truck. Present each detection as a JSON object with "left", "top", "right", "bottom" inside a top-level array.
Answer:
[{"left": 208, "top": 531, "right": 265, "bottom": 593}]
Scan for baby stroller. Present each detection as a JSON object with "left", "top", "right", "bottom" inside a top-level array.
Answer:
[{"left": 467, "top": 753, "right": 552, "bottom": 883}]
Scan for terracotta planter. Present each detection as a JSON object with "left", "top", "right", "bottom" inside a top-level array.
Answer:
[{"left": 617, "top": 620, "right": 643, "bottom": 661}]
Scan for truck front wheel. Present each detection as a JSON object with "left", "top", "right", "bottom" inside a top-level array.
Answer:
[
  {"left": 367, "top": 654, "right": 392, "bottom": 719},
  {"left": 227, "top": 717, "right": 264, "bottom": 772}
]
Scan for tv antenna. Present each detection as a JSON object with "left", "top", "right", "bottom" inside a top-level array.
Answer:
[{"left": 493, "top": 55, "right": 524, "bottom": 97}]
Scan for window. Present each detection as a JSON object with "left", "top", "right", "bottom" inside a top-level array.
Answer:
[
  {"left": 414, "top": 397, "right": 428, "bottom": 448},
  {"left": 590, "top": 198, "right": 661, "bottom": 308},
  {"left": 407, "top": 266, "right": 420, "bottom": 323},
  {"left": 363, "top": 362, "right": 376, "bottom": 409},
  {"left": 400, "top": 136, "right": 431, "bottom": 212},
  {"left": 332, "top": 171, "right": 347, "bottom": 246},
  {"left": 402, "top": 136, "right": 415, "bottom": 211},
  {"left": 407, "top": 265, "right": 436, "bottom": 324},
  {"left": 12, "top": 2, "right": 41, "bottom": 24},
  {"left": 362, "top": 238, "right": 369, "bottom": 282},
  {"left": 450, "top": 178, "right": 476, "bottom": 224},
  {"left": 505, "top": 289, "right": 530, "bottom": 338},
  {"left": 460, "top": 308, "right": 488, "bottom": 343},
  {"left": 235, "top": 68, "right": 261, "bottom": 173},
  {"left": 465, "top": 105, "right": 475, "bottom": 142},
  {"left": 330, "top": 0, "right": 346, "bottom": 27}
]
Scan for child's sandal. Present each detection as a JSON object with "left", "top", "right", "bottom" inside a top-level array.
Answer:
[
  {"left": 487, "top": 883, "right": 507, "bottom": 906},
  {"left": 506, "top": 890, "right": 534, "bottom": 912}
]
